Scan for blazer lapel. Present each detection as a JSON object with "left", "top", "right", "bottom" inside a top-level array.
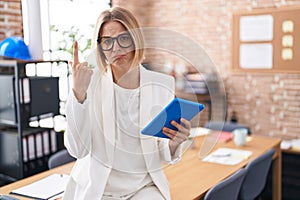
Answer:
[
  {"left": 139, "top": 66, "right": 159, "bottom": 170},
  {"left": 101, "top": 66, "right": 115, "bottom": 166},
  {"left": 139, "top": 66, "right": 153, "bottom": 130}
]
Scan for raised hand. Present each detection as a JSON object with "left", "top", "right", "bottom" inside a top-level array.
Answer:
[{"left": 70, "top": 41, "right": 93, "bottom": 103}]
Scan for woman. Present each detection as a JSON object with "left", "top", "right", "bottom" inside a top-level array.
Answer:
[{"left": 64, "top": 6, "right": 191, "bottom": 200}]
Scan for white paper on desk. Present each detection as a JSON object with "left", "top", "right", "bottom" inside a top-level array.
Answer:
[
  {"left": 11, "top": 174, "right": 69, "bottom": 200},
  {"left": 189, "top": 127, "right": 210, "bottom": 138},
  {"left": 202, "top": 148, "right": 252, "bottom": 165}
]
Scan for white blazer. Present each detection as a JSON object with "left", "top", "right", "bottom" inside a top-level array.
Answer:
[{"left": 63, "top": 65, "right": 182, "bottom": 200}]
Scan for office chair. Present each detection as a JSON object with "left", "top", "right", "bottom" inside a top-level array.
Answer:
[
  {"left": 48, "top": 149, "right": 76, "bottom": 169},
  {"left": 239, "top": 148, "right": 275, "bottom": 200},
  {"left": 205, "top": 121, "right": 251, "bottom": 135},
  {"left": 204, "top": 168, "right": 247, "bottom": 200}
]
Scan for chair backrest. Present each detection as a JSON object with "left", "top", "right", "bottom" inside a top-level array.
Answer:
[
  {"left": 205, "top": 121, "right": 251, "bottom": 135},
  {"left": 204, "top": 168, "right": 247, "bottom": 200},
  {"left": 48, "top": 149, "right": 76, "bottom": 169},
  {"left": 239, "top": 148, "right": 275, "bottom": 200}
]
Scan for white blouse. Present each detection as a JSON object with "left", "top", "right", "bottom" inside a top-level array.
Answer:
[{"left": 103, "top": 83, "right": 152, "bottom": 196}]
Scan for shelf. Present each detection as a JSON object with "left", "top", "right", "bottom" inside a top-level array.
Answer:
[{"left": 0, "top": 60, "right": 69, "bottom": 181}]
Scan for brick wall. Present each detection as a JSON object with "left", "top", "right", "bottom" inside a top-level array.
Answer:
[
  {"left": 113, "top": 0, "right": 300, "bottom": 139},
  {"left": 1, "top": 0, "right": 300, "bottom": 139},
  {"left": 0, "top": 0, "right": 23, "bottom": 41}
]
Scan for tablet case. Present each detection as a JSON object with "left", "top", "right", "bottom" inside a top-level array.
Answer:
[{"left": 141, "top": 98, "right": 205, "bottom": 139}]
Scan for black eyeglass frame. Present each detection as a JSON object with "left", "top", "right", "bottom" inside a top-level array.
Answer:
[{"left": 97, "top": 33, "right": 133, "bottom": 51}]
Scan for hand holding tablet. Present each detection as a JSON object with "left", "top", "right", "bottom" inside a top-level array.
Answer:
[{"left": 141, "top": 98, "right": 205, "bottom": 139}]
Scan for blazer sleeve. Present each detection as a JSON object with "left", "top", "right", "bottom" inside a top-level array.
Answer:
[
  {"left": 64, "top": 89, "right": 92, "bottom": 159},
  {"left": 158, "top": 138, "right": 183, "bottom": 164}
]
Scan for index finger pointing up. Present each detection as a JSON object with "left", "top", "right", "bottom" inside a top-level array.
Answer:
[{"left": 73, "top": 41, "right": 79, "bottom": 65}]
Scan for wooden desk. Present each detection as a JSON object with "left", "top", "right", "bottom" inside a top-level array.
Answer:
[
  {"left": 165, "top": 135, "right": 281, "bottom": 200},
  {"left": 282, "top": 147, "right": 300, "bottom": 155},
  {"left": 0, "top": 135, "right": 281, "bottom": 200}
]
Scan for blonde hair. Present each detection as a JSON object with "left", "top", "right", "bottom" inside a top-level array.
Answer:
[{"left": 93, "top": 6, "right": 145, "bottom": 72}]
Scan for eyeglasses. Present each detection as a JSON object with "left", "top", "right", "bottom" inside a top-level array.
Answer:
[{"left": 97, "top": 33, "right": 133, "bottom": 51}]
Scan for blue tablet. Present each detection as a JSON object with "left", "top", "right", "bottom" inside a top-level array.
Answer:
[{"left": 141, "top": 98, "right": 205, "bottom": 139}]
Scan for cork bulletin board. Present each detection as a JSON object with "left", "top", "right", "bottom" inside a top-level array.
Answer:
[{"left": 232, "top": 5, "right": 300, "bottom": 73}]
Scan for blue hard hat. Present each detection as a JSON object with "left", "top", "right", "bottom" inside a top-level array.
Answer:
[{"left": 0, "top": 36, "right": 32, "bottom": 60}]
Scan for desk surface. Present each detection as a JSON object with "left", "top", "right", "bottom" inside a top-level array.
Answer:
[
  {"left": 165, "top": 135, "right": 281, "bottom": 200},
  {"left": 0, "top": 135, "right": 281, "bottom": 200}
]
